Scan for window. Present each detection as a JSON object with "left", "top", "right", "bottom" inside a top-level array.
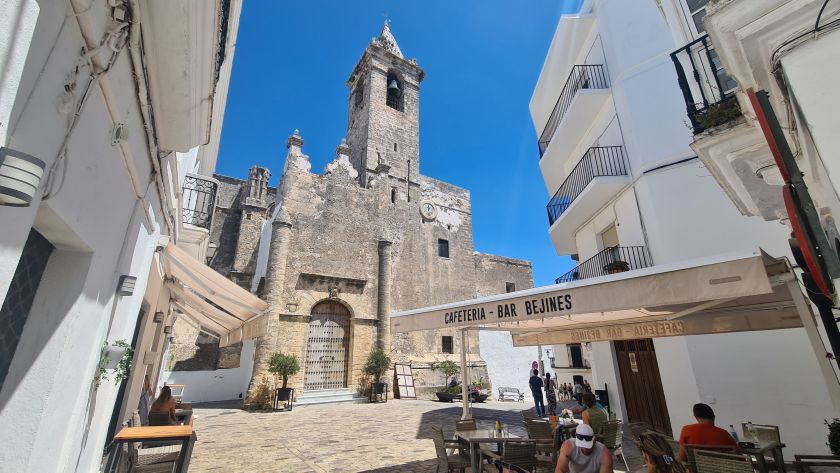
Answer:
[
  {"left": 386, "top": 72, "right": 403, "bottom": 111},
  {"left": 505, "top": 282, "right": 516, "bottom": 293},
  {"left": 568, "top": 344, "right": 584, "bottom": 368},
  {"left": 442, "top": 336, "right": 454, "bottom": 354},
  {"left": 438, "top": 239, "right": 449, "bottom": 258},
  {"left": 391, "top": 188, "right": 397, "bottom": 204},
  {"left": 682, "top": 0, "right": 708, "bottom": 34},
  {"left": 353, "top": 78, "right": 364, "bottom": 107},
  {"left": 393, "top": 142, "right": 398, "bottom": 152}
]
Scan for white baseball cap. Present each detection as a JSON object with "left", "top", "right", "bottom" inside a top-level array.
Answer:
[{"left": 575, "top": 424, "right": 595, "bottom": 449}]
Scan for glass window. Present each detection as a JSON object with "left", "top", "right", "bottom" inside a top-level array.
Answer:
[
  {"left": 442, "top": 336, "right": 454, "bottom": 354},
  {"left": 505, "top": 282, "right": 516, "bottom": 293},
  {"left": 438, "top": 239, "right": 449, "bottom": 258}
]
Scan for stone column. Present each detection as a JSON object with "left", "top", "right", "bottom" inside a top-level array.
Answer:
[
  {"left": 247, "top": 212, "right": 292, "bottom": 400},
  {"left": 376, "top": 239, "right": 393, "bottom": 351}
]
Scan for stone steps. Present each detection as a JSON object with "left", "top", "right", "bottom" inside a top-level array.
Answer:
[{"left": 295, "top": 388, "right": 365, "bottom": 406}]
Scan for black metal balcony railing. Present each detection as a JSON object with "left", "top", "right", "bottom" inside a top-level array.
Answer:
[
  {"left": 670, "top": 34, "right": 740, "bottom": 134},
  {"left": 182, "top": 175, "right": 218, "bottom": 230},
  {"left": 556, "top": 246, "right": 652, "bottom": 284},
  {"left": 546, "top": 146, "right": 628, "bottom": 226},
  {"left": 538, "top": 65, "right": 609, "bottom": 157}
]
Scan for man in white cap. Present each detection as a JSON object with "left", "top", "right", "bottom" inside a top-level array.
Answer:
[{"left": 556, "top": 423, "right": 613, "bottom": 473}]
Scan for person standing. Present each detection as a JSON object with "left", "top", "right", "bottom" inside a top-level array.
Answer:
[
  {"left": 529, "top": 369, "right": 546, "bottom": 417},
  {"left": 574, "top": 381, "right": 584, "bottom": 405},
  {"left": 545, "top": 372, "right": 558, "bottom": 416},
  {"left": 138, "top": 374, "right": 154, "bottom": 425},
  {"left": 584, "top": 380, "right": 592, "bottom": 393}
]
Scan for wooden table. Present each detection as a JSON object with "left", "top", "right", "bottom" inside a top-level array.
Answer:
[
  {"left": 456, "top": 429, "right": 522, "bottom": 473},
  {"left": 107, "top": 425, "right": 196, "bottom": 473},
  {"left": 743, "top": 441, "right": 786, "bottom": 473}
]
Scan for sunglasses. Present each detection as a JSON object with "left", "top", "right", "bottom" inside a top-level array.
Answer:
[{"left": 576, "top": 434, "right": 594, "bottom": 442}]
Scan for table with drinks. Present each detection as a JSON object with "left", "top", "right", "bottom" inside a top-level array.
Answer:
[{"left": 455, "top": 427, "right": 522, "bottom": 473}]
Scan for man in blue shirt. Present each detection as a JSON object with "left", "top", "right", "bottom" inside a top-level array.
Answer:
[{"left": 528, "top": 369, "right": 545, "bottom": 417}]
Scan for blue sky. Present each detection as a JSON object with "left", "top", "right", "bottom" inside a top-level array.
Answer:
[{"left": 216, "top": 0, "right": 583, "bottom": 287}]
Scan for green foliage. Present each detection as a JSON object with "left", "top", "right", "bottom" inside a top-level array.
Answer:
[
  {"left": 603, "top": 260, "right": 629, "bottom": 272},
  {"left": 826, "top": 418, "right": 840, "bottom": 455},
  {"left": 362, "top": 349, "right": 392, "bottom": 382},
  {"left": 93, "top": 339, "right": 134, "bottom": 388},
  {"left": 445, "top": 384, "right": 464, "bottom": 395},
  {"left": 268, "top": 352, "right": 300, "bottom": 388},
  {"left": 697, "top": 97, "right": 742, "bottom": 130},
  {"left": 247, "top": 376, "right": 274, "bottom": 410},
  {"left": 430, "top": 360, "right": 461, "bottom": 384}
]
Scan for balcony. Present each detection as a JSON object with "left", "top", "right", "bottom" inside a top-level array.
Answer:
[
  {"left": 182, "top": 174, "right": 219, "bottom": 230},
  {"left": 556, "top": 246, "right": 653, "bottom": 284},
  {"left": 671, "top": 35, "right": 740, "bottom": 134},
  {"left": 547, "top": 147, "right": 631, "bottom": 255}
]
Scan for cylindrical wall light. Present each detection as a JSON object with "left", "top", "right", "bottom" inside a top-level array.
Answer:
[{"left": 0, "top": 147, "right": 46, "bottom": 207}]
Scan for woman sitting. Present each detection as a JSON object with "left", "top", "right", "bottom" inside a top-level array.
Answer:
[
  {"left": 149, "top": 386, "right": 178, "bottom": 425},
  {"left": 636, "top": 432, "right": 687, "bottom": 472}
]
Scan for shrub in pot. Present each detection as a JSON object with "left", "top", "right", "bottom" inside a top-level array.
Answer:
[
  {"left": 268, "top": 352, "right": 300, "bottom": 405},
  {"left": 431, "top": 360, "right": 461, "bottom": 402},
  {"left": 363, "top": 349, "right": 392, "bottom": 397},
  {"left": 603, "top": 260, "right": 630, "bottom": 274}
]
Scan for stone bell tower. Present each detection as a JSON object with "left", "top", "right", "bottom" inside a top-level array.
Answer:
[{"left": 345, "top": 21, "right": 424, "bottom": 189}]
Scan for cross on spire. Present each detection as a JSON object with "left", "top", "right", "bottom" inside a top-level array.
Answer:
[{"left": 373, "top": 20, "right": 403, "bottom": 58}]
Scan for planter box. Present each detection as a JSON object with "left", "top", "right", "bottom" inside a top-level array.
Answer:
[{"left": 436, "top": 392, "right": 456, "bottom": 402}]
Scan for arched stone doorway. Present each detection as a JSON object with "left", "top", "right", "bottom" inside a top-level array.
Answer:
[{"left": 304, "top": 300, "right": 351, "bottom": 391}]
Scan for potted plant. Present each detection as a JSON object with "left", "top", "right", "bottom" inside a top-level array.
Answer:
[
  {"left": 268, "top": 352, "right": 300, "bottom": 409},
  {"left": 603, "top": 260, "right": 630, "bottom": 274},
  {"left": 363, "top": 349, "right": 392, "bottom": 398},
  {"left": 431, "top": 360, "right": 461, "bottom": 402}
]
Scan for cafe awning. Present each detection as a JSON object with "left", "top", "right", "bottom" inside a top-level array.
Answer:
[
  {"left": 391, "top": 249, "right": 810, "bottom": 346},
  {"left": 161, "top": 243, "right": 269, "bottom": 347}
]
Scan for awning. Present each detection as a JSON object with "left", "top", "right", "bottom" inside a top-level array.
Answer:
[
  {"left": 391, "top": 249, "right": 809, "bottom": 347},
  {"left": 162, "top": 243, "right": 269, "bottom": 346}
]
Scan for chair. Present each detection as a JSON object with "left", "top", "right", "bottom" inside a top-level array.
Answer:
[
  {"left": 600, "top": 421, "right": 629, "bottom": 472},
  {"left": 791, "top": 454, "right": 840, "bottom": 472},
  {"left": 523, "top": 419, "right": 554, "bottom": 471},
  {"left": 147, "top": 412, "right": 173, "bottom": 427},
  {"left": 694, "top": 449, "right": 754, "bottom": 473},
  {"left": 684, "top": 444, "right": 738, "bottom": 473},
  {"left": 481, "top": 440, "right": 537, "bottom": 473},
  {"left": 456, "top": 419, "right": 477, "bottom": 431},
  {"left": 740, "top": 423, "right": 781, "bottom": 444},
  {"left": 431, "top": 425, "right": 470, "bottom": 473}
]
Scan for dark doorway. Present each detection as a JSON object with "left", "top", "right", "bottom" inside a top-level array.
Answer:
[
  {"left": 569, "top": 344, "right": 584, "bottom": 368},
  {"left": 615, "top": 339, "right": 672, "bottom": 436}
]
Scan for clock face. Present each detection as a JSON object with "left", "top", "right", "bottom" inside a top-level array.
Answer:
[{"left": 420, "top": 202, "right": 437, "bottom": 220}]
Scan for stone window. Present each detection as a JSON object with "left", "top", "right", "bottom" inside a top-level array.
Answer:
[
  {"left": 393, "top": 142, "right": 398, "bottom": 152},
  {"left": 438, "top": 239, "right": 449, "bottom": 258},
  {"left": 506, "top": 282, "right": 516, "bottom": 293},
  {"left": 353, "top": 78, "right": 364, "bottom": 107},
  {"left": 386, "top": 72, "right": 404, "bottom": 111},
  {"left": 391, "top": 188, "right": 397, "bottom": 204},
  {"left": 442, "top": 336, "right": 454, "bottom": 354}
]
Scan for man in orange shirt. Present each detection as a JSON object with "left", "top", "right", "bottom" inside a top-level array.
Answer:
[{"left": 678, "top": 403, "right": 738, "bottom": 463}]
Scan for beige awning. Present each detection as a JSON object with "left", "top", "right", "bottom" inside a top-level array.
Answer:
[
  {"left": 162, "top": 243, "right": 269, "bottom": 346},
  {"left": 391, "top": 249, "right": 809, "bottom": 346}
]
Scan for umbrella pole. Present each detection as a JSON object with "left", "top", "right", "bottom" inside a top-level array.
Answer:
[{"left": 461, "top": 328, "right": 470, "bottom": 420}]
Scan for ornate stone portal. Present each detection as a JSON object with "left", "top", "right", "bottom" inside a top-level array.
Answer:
[{"left": 168, "top": 23, "right": 534, "bottom": 401}]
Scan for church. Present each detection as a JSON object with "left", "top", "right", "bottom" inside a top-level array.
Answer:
[{"left": 167, "top": 23, "right": 535, "bottom": 402}]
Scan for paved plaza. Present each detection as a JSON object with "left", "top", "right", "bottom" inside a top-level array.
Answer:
[{"left": 188, "top": 399, "right": 645, "bottom": 473}]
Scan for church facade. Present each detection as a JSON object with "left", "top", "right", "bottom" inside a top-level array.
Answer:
[{"left": 168, "top": 24, "right": 534, "bottom": 400}]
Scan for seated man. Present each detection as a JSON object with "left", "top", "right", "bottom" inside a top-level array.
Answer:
[
  {"left": 556, "top": 424, "right": 613, "bottom": 473},
  {"left": 579, "top": 393, "right": 607, "bottom": 437},
  {"left": 678, "top": 403, "right": 738, "bottom": 463}
]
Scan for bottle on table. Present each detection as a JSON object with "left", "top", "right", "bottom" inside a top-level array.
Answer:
[
  {"left": 729, "top": 424, "right": 739, "bottom": 442},
  {"left": 495, "top": 420, "right": 502, "bottom": 433}
]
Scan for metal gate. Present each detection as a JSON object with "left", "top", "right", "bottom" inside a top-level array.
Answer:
[
  {"left": 304, "top": 301, "right": 351, "bottom": 391},
  {"left": 615, "top": 339, "right": 672, "bottom": 436}
]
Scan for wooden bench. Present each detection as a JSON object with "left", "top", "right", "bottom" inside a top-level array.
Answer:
[{"left": 498, "top": 387, "right": 525, "bottom": 402}]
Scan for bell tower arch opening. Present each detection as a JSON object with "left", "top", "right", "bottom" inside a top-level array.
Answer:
[{"left": 303, "top": 300, "right": 352, "bottom": 391}]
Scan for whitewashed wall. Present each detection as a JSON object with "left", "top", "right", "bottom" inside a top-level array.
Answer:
[
  {"left": 480, "top": 331, "right": 539, "bottom": 398},
  {"left": 161, "top": 340, "right": 257, "bottom": 404}
]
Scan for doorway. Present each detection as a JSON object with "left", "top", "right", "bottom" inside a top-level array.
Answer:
[
  {"left": 615, "top": 339, "right": 672, "bottom": 436},
  {"left": 304, "top": 301, "right": 351, "bottom": 391},
  {"left": 599, "top": 224, "right": 619, "bottom": 249}
]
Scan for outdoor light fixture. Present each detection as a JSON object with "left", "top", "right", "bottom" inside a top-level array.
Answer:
[
  {"left": 153, "top": 311, "right": 165, "bottom": 323},
  {"left": 0, "top": 147, "right": 46, "bottom": 207},
  {"left": 206, "top": 241, "right": 218, "bottom": 263},
  {"left": 164, "top": 325, "right": 172, "bottom": 334},
  {"left": 117, "top": 275, "right": 137, "bottom": 296}
]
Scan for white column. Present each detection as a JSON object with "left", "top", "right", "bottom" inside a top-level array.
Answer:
[{"left": 461, "top": 328, "right": 470, "bottom": 420}]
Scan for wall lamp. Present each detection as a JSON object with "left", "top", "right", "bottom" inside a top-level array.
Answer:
[
  {"left": 117, "top": 275, "right": 137, "bottom": 296},
  {"left": 0, "top": 147, "right": 46, "bottom": 207}
]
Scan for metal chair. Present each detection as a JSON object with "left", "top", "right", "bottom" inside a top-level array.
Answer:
[
  {"left": 694, "top": 449, "right": 754, "bottom": 473},
  {"left": 684, "top": 444, "right": 738, "bottom": 473},
  {"left": 523, "top": 419, "right": 554, "bottom": 471},
  {"left": 431, "top": 425, "right": 470, "bottom": 473},
  {"left": 481, "top": 440, "right": 537, "bottom": 473},
  {"left": 740, "top": 423, "right": 781, "bottom": 444},
  {"left": 600, "top": 420, "right": 629, "bottom": 472}
]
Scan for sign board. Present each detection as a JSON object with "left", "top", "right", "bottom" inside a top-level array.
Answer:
[
  {"left": 629, "top": 353, "right": 639, "bottom": 373},
  {"left": 394, "top": 363, "right": 416, "bottom": 399}
]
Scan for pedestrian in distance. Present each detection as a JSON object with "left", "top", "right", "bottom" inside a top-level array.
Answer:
[
  {"left": 529, "top": 369, "right": 546, "bottom": 417},
  {"left": 574, "top": 381, "right": 584, "bottom": 405},
  {"left": 545, "top": 372, "right": 558, "bottom": 416},
  {"left": 556, "top": 423, "right": 613, "bottom": 473},
  {"left": 584, "top": 380, "right": 592, "bottom": 393}
]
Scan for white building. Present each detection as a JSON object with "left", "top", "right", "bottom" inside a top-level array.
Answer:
[
  {"left": 528, "top": 0, "right": 839, "bottom": 454},
  {"left": 0, "top": 1, "right": 262, "bottom": 471}
]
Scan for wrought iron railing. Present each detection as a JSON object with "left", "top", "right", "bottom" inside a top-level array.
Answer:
[
  {"left": 538, "top": 64, "right": 609, "bottom": 157},
  {"left": 182, "top": 174, "right": 218, "bottom": 230},
  {"left": 556, "top": 246, "right": 652, "bottom": 284},
  {"left": 670, "top": 34, "right": 740, "bottom": 134},
  {"left": 546, "top": 146, "right": 628, "bottom": 226}
]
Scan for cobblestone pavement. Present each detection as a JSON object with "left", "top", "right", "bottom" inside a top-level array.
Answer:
[{"left": 189, "top": 399, "right": 645, "bottom": 473}]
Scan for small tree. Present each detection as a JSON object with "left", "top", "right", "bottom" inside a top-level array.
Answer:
[
  {"left": 827, "top": 418, "right": 840, "bottom": 455},
  {"left": 363, "top": 349, "right": 392, "bottom": 384},
  {"left": 268, "top": 352, "right": 300, "bottom": 389},
  {"left": 431, "top": 360, "right": 461, "bottom": 387}
]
